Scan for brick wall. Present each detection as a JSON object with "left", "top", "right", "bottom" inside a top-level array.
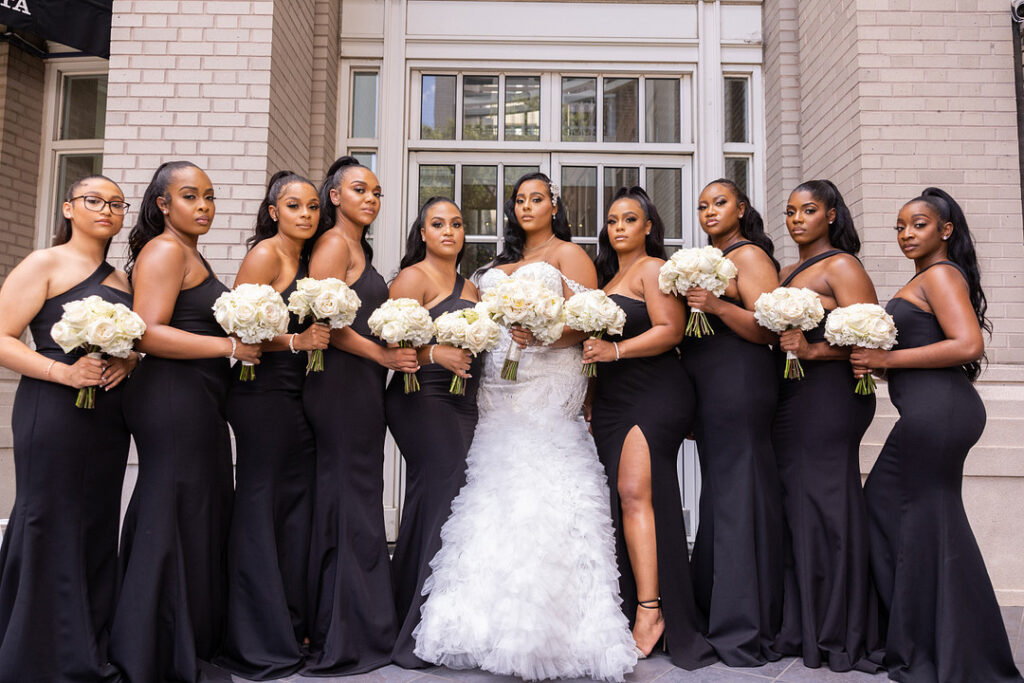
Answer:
[
  {"left": 309, "top": 0, "right": 340, "bottom": 181},
  {"left": 267, "top": 0, "right": 315, "bottom": 177}
]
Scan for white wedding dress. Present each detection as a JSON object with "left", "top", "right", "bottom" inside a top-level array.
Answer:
[{"left": 413, "top": 261, "right": 638, "bottom": 682}]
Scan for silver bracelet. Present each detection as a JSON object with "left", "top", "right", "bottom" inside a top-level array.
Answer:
[
  {"left": 428, "top": 345, "right": 436, "bottom": 364},
  {"left": 613, "top": 341, "right": 620, "bottom": 361},
  {"left": 228, "top": 337, "right": 237, "bottom": 360},
  {"left": 288, "top": 334, "right": 298, "bottom": 354}
]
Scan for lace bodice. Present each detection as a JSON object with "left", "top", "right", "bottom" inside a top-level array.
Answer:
[{"left": 476, "top": 262, "right": 588, "bottom": 420}]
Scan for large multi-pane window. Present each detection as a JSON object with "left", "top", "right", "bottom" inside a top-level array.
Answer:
[{"left": 723, "top": 74, "right": 754, "bottom": 198}]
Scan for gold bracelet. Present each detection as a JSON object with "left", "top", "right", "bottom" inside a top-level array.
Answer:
[{"left": 44, "top": 359, "right": 56, "bottom": 378}]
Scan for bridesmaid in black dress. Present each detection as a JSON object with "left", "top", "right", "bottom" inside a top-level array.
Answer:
[
  {"left": 214, "top": 172, "right": 330, "bottom": 680},
  {"left": 109, "top": 162, "right": 262, "bottom": 683},
  {"left": 0, "top": 176, "right": 137, "bottom": 682},
  {"left": 385, "top": 197, "right": 482, "bottom": 668},
  {"left": 681, "top": 179, "right": 784, "bottom": 667},
  {"left": 771, "top": 180, "right": 882, "bottom": 672},
  {"left": 303, "top": 156, "right": 417, "bottom": 675},
  {"left": 851, "top": 188, "right": 1022, "bottom": 683},
  {"left": 584, "top": 187, "right": 716, "bottom": 669}
]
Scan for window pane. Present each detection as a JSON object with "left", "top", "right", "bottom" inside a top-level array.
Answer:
[
  {"left": 646, "top": 79, "right": 680, "bottom": 143},
  {"left": 503, "top": 165, "right": 540, "bottom": 201},
  {"left": 418, "top": 165, "right": 455, "bottom": 210},
  {"left": 463, "top": 76, "right": 498, "bottom": 141},
  {"left": 350, "top": 150, "right": 376, "bottom": 172},
  {"left": 421, "top": 75, "right": 456, "bottom": 139},
  {"left": 55, "top": 153, "right": 104, "bottom": 236},
  {"left": 561, "top": 166, "right": 597, "bottom": 239},
  {"left": 505, "top": 76, "right": 540, "bottom": 141},
  {"left": 561, "top": 77, "right": 596, "bottom": 142},
  {"left": 461, "top": 242, "right": 496, "bottom": 278},
  {"left": 60, "top": 75, "right": 107, "bottom": 140},
  {"left": 647, "top": 168, "right": 682, "bottom": 240},
  {"left": 351, "top": 72, "right": 378, "bottom": 138},
  {"left": 462, "top": 166, "right": 498, "bottom": 236},
  {"left": 603, "top": 167, "right": 639, "bottom": 213},
  {"left": 724, "top": 157, "right": 750, "bottom": 197},
  {"left": 603, "top": 78, "right": 638, "bottom": 143},
  {"left": 724, "top": 77, "right": 749, "bottom": 143}
]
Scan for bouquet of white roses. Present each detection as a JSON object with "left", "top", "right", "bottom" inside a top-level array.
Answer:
[
  {"left": 50, "top": 295, "right": 147, "bottom": 408},
  {"left": 658, "top": 246, "right": 738, "bottom": 337},
  {"left": 564, "top": 289, "right": 626, "bottom": 377},
  {"left": 287, "top": 277, "right": 362, "bottom": 373},
  {"left": 824, "top": 303, "right": 898, "bottom": 395},
  {"left": 481, "top": 277, "right": 565, "bottom": 381},
  {"left": 754, "top": 286, "right": 825, "bottom": 380},
  {"left": 213, "top": 283, "right": 289, "bottom": 381},
  {"left": 434, "top": 303, "right": 502, "bottom": 395},
  {"left": 368, "top": 298, "right": 435, "bottom": 393}
]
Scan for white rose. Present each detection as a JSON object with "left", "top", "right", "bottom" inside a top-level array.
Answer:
[
  {"left": 312, "top": 291, "right": 341, "bottom": 320},
  {"left": 86, "top": 317, "right": 119, "bottom": 348},
  {"left": 50, "top": 320, "right": 84, "bottom": 353},
  {"left": 259, "top": 299, "right": 287, "bottom": 333}
]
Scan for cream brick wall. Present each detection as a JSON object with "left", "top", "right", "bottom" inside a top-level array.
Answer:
[
  {"left": 309, "top": 0, "right": 340, "bottom": 181},
  {"left": 267, "top": 0, "right": 315, "bottom": 176}
]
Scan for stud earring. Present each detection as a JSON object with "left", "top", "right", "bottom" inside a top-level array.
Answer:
[{"left": 942, "top": 235, "right": 949, "bottom": 241}]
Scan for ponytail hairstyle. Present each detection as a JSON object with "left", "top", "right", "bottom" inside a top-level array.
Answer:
[
  {"left": 792, "top": 179, "right": 860, "bottom": 254},
  {"left": 55, "top": 174, "right": 121, "bottom": 257},
  {"left": 313, "top": 155, "right": 374, "bottom": 261},
  {"left": 594, "top": 186, "right": 668, "bottom": 287},
  {"left": 250, "top": 170, "right": 319, "bottom": 265},
  {"left": 126, "top": 160, "right": 200, "bottom": 281},
  {"left": 702, "top": 178, "right": 779, "bottom": 271},
  {"left": 399, "top": 196, "right": 464, "bottom": 270},
  {"left": 490, "top": 172, "right": 572, "bottom": 269},
  {"left": 907, "top": 187, "right": 990, "bottom": 381}
]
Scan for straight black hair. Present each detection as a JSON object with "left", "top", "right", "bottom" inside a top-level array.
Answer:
[
  {"left": 55, "top": 174, "right": 121, "bottom": 258},
  {"left": 792, "top": 179, "right": 860, "bottom": 254},
  {"left": 313, "top": 155, "right": 374, "bottom": 262},
  {"left": 594, "top": 186, "right": 668, "bottom": 287},
  {"left": 125, "top": 161, "right": 200, "bottom": 281},
  {"left": 399, "top": 196, "right": 464, "bottom": 270},
  {"left": 702, "top": 178, "right": 779, "bottom": 271},
  {"left": 249, "top": 170, "right": 318, "bottom": 266}
]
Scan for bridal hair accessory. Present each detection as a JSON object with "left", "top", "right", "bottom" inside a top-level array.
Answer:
[{"left": 549, "top": 182, "right": 561, "bottom": 207}]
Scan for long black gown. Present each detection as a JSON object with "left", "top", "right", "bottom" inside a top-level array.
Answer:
[
  {"left": 866, "top": 262, "right": 1022, "bottom": 683},
  {"left": 385, "top": 275, "right": 482, "bottom": 668},
  {"left": 591, "top": 294, "right": 717, "bottom": 671},
  {"left": 110, "top": 259, "right": 234, "bottom": 683},
  {"left": 771, "top": 250, "right": 881, "bottom": 672},
  {"left": 679, "top": 240, "right": 785, "bottom": 667},
  {"left": 0, "top": 262, "right": 130, "bottom": 683},
  {"left": 215, "top": 269, "right": 315, "bottom": 680},
  {"left": 302, "top": 262, "right": 395, "bottom": 675}
]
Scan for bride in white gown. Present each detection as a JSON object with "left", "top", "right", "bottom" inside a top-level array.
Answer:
[{"left": 413, "top": 174, "right": 639, "bottom": 681}]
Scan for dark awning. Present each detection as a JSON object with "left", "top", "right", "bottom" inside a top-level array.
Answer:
[{"left": 0, "top": 0, "right": 112, "bottom": 58}]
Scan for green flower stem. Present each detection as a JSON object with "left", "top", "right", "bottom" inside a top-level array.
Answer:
[{"left": 685, "top": 309, "right": 714, "bottom": 338}]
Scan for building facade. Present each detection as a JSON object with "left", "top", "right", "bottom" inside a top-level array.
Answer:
[{"left": 0, "top": 0, "right": 1021, "bottom": 603}]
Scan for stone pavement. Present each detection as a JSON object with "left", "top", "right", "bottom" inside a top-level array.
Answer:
[{"left": 203, "top": 606, "right": 1024, "bottom": 683}]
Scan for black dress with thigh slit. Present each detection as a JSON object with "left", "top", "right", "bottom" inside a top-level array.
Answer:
[
  {"left": 591, "top": 294, "right": 717, "bottom": 671},
  {"left": 679, "top": 240, "right": 785, "bottom": 667},
  {"left": 302, "top": 263, "right": 395, "bottom": 676},
  {"left": 385, "top": 275, "right": 482, "bottom": 668},
  {"left": 0, "top": 262, "right": 130, "bottom": 683}
]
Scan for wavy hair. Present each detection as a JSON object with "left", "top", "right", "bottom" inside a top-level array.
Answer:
[
  {"left": 399, "top": 196, "right": 464, "bottom": 271},
  {"left": 249, "top": 170, "right": 318, "bottom": 266},
  {"left": 490, "top": 172, "right": 572, "bottom": 269},
  {"left": 313, "top": 155, "right": 374, "bottom": 261},
  {"left": 594, "top": 186, "right": 668, "bottom": 287},
  {"left": 702, "top": 178, "right": 779, "bottom": 271},
  {"left": 125, "top": 161, "right": 200, "bottom": 281},
  {"left": 791, "top": 179, "right": 860, "bottom": 254},
  {"left": 55, "top": 174, "right": 121, "bottom": 257}
]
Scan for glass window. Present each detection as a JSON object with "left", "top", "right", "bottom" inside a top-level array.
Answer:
[
  {"left": 646, "top": 79, "right": 680, "bottom": 143},
  {"left": 724, "top": 77, "right": 749, "bottom": 143},
  {"left": 54, "top": 153, "right": 104, "bottom": 235},
  {"left": 421, "top": 75, "right": 457, "bottom": 140},
  {"left": 418, "top": 165, "right": 455, "bottom": 210},
  {"left": 60, "top": 75, "right": 106, "bottom": 140},
  {"left": 462, "top": 166, "right": 498, "bottom": 235},
  {"left": 603, "top": 78, "right": 638, "bottom": 143},
  {"left": 505, "top": 76, "right": 540, "bottom": 141},
  {"left": 461, "top": 243, "right": 496, "bottom": 278},
  {"left": 647, "top": 168, "right": 682, "bottom": 240},
  {"left": 561, "top": 166, "right": 597, "bottom": 239},
  {"left": 463, "top": 76, "right": 498, "bottom": 141},
  {"left": 724, "top": 157, "right": 750, "bottom": 197},
  {"left": 561, "top": 77, "right": 597, "bottom": 142},
  {"left": 603, "top": 167, "right": 639, "bottom": 212},
  {"left": 350, "top": 150, "right": 377, "bottom": 172},
  {"left": 503, "top": 165, "right": 540, "bottom": 200},
  {"left": 351, "top": 72, "right": 378, "bottom": 138}
]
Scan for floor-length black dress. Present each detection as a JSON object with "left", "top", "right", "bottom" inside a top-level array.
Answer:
[
  {"left": 386, "top": 275, "right": 482, "bottom": 668},
  {"left": 215, "top": 270, "right": 315, "bottom": 680},
  {"left": 110, "top": 259, "right": 233, "bottom": 683},
  {"left": 866, "top": 262, "right": 1022, "bottom": 683},
  {"left": 591, "top": 295, "right": 717, "bottom": 671},
  {"left": 680, "top": 240, "right": 785, "bottom": 667},
  {"left": 771, "top": 250, "right": 881, "bottom": 672},
  {"left": 302, "top": 263, "right": 395, "bottom": 675},
  {"left": 0, "top": 263, "right": 130, "bottom": 683}
]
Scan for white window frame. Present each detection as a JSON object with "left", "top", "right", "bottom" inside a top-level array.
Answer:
[
  {"left": 721, "top": 66, "right": 764, "bottom": 210},
  {"left": 338, "top": 59, "right": 383, "bottom": 169}
]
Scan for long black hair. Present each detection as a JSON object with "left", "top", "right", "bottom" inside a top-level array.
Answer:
[
  {"left": 791, "top": 179, "right": 860, "bottom": 254},
  {"left": 313, "top": 155, "right": 374, "bottom": 262},
  {"left": 55, "top": 174, "right": 122, "bottom": 257},
  {"left": 399, "top": 196, "right": 464, "bottom": 270},
  {"left": 907, "top": 187, "right": 990, "bottom": 381},
  {"left": 702, "top": 178, "right": 779, "bottom": 271},
  {"left": 594, "top": 186, "right": 668, "bottom": 287},
  {"left": 490, "top": 172, "right": 572, "bottom": 268},
  {"left": 249, "top": 170, "right": 318, "bottom": 265},
  {"left": 125, "top": 160, "right": 200, "bottom": 281}
]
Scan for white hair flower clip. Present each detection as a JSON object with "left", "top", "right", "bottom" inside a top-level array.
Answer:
[{"left": 549, "top": 182, "right": 561, "bottom": 207}]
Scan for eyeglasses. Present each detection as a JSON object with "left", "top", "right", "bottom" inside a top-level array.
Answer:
[{"left": 70, "top": 195, "right": 131, "bottom": 215}]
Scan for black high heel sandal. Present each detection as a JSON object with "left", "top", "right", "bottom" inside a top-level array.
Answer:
[{"left": 633, "top": 597, "right": 665, "bottom": 659}]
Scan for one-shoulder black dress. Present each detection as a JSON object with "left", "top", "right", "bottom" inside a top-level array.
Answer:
[
  {"left": 771, "top": 250, "right": 881, "bottom": 672},
  {"left": 385, "top": 275, "right": 483, "bottom": 668},
  {"left": 0, "top": 262, "right": 130, "bottom": 683},
  {"left": 679, "top": 240, "right": 784, "bottom": 667},
  {"left": 215, "top": 269, "right": 315, "bottom": 680},
  {"left": 303, "top": 263, "right": 395, "bottom": 675},
  {"left": 866, "top": 262, "right": 1022, "bottom": 683},
  {"left": 591, "top": 294, "right": 717, "bottom": 671},
  {"left": 110, "top": 259, "right": 233, "bottom": 683}
]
